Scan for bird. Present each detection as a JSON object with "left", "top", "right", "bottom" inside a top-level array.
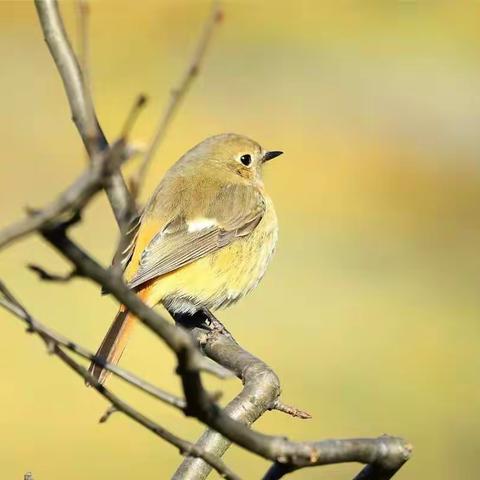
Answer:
[{"left": 89, "top": 133, "right": 283, "bottom": 384}]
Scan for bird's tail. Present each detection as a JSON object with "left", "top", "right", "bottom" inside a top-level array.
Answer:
[
  {"left": 88, "top": 306, "right": 136, "bottom": 386},
  {"left": 88, "top": 285, "right": 154, "bottom": 385}
]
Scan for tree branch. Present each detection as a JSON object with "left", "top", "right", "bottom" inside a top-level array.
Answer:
[
  {"left": 0, "top": 280, "right": 239, "bottom": 480},
  {"left": 353, "top": 462, "right": 412, "bottom": 480},
  {"left": 0, "top": 280, "right": 185, "bottom": 410},
  {"left": 261, "top": 463, "right": 294, "bottom": 480},
  {"left": 0, "top": 138, "right": 124, "bottom": 250},
  {"left": 173, "top": 322, "right": 281, "bottom": 480},
  {"left": 34, "top": 0, "right": 134, "bottom": 227},
  {"left": 74, "top": 0, "right": 91, "bottom": 107},
  {"left": 262, "top": 437, "right": 412, "bottom": 480},
  {"left": 271, "top": 399, "right": 312, "bottom": 420},
  {"left": 0, "top": 91, "right": 146, "bottom": 251},
  {"left": 57, "top": 347, "right": 240, "bottom": 480},
  {"left": 27, "top": 263, "right": 79, "bottom": 282},
  {"left": 37, "top": 219, "right": 411, "bottom": 478}
]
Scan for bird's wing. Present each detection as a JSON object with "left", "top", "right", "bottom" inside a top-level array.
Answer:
[
  {"left": 116, "top": 212, "right": 143, "bottom": 271},
  {"left": 128, "top": 183, "right": 265, "bottom": 289},
  {"left": 101, "top": 211, "right": 143, "bottom": 295}
]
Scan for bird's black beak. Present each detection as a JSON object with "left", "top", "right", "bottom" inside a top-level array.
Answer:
[{"left": 262, "top": 151, "right": 283, "bottom": 163}]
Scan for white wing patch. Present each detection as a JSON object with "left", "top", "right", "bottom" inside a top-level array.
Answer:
[{"left": 187, "top": 217, "right": 217, "bottom": 233}]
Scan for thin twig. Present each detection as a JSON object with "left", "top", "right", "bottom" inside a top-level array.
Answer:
[
  {"left": 271, "top": 399, "right": 312, "bottom": 420},
  {"left": 0, "top": 93, "right": 146, "bottom": 251},
  {"left": 75, "top": 0, "right": 91, "bottom": 103},
  {"left": 130, "top": 0, "right": 223, "bottom": 199},
  {"left": 28, "top": 264, "right": 78, "bottom": 282},
  {"left": 0, "top": 280, "right": 185, "bottom": 410},
  {"left": 39, "top": 222, "right": 230, "bottom": 379},
  {"left": 99, "top": 405, "right": 118, "bottom": 423},
  {"left": 0, "top": 280, "right": 239, "bottom": 479},
  {"left": 121, "top": 94, "right": 148, "bottom": 139},
  {"left": 0, "top": 282, "right": 240, "bottom": 480},
  {"left": 75, "top": 0, "right": 92, "bottom": 164},
  {"left": 35, "top": 0, "right": 97, "bottom": 150},
  {"left": 352, "top": 462, "right": 411, "bottom": 480},
  {"left": 0, "top": 140, "right": 120, "bottom": 250},
  {"left": 57, "top": 347, "right": 241, "bottom": 480}
]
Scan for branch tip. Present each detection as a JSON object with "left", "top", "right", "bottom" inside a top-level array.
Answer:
[
  {"left": 272, "top": 400, "right": 312, "bottom": 420},
  {"left": 28, "top": 264, "right": 77, "bottom": 283},
  {"left": 99, "top": 405, "right": 118, "bottom": 423},
  {"left": 120, "top": 94, "right": 149, "bottom": 139}
]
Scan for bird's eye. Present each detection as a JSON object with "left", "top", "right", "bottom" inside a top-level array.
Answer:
[{"left": 240, "top": 154, "right": 252, "bottom": 166}]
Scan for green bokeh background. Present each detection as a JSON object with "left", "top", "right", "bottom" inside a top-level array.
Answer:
[{"left": 1, "top": 1, "right": 479, "bottom": 479}]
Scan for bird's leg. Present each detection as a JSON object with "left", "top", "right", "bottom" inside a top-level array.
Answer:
[
  {"left": 168, "top": 307, "right": 232, "bottom": 338},
  {"left": 168, "top": 309, "right": 201, "bottom": 330},
  {"left": 200, "top": 307, "right": 232, "bottom": 338}
]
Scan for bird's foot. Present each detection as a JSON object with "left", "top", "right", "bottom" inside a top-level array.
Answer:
[
  {"left": 168, "top": 307, "right": 232, "bottom": 339},
  {"left": 201, "top": 308, "right": 232, "bottom": 338}
]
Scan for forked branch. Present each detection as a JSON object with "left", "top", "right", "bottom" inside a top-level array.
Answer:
[
  {"left": 36, "top": 217, "right": 411, "bottom": 479},
  {"left": 0, "top": 281, "right": 239, "bottom": 480}
]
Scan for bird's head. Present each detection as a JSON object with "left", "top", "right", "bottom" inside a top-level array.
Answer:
[{"left": 180, "top": 133, "right": 283, "bottom": 185}]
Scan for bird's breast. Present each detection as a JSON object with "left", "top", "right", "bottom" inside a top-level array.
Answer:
[
  {"left": 210, "top": 200, "right": 278, "bottom": 305},
  {"left": 156, "top": 197, "right": 278, "bottom": 313}
]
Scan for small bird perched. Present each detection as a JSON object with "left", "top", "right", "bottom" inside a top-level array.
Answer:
[{"left": 89, "top": 133, "right": 282, "bottom": 384}]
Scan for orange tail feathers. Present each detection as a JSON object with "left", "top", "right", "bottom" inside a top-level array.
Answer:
[{"left": 88, "top": 287, "right": 151, "bottom": 385}]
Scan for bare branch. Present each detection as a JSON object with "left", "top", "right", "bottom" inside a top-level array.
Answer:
[
  {"left": 271, "top": 400, "right": 312, "bottom": 420},
  {"left": 0, "top": 91, "right": 146, "bottom": 251},
  {"left": 34, "top": 0, "right": 96, "bottom": 145},
  {"left": 175, "top": 323, "right": 411, "bottom": 479},
  {"left": 28, "top": 221, "right": 412, "bottom": 479},
  {"left": 27, "top": 264, "right": 78, "bottom": 282},
  {"left": 34, "top": 0, "right": 133, "bottom": 227},
  {"left": 0, "top": 280, "right": 185, "bottom": 410},
  {"left": 121, "top": 94, "right": 148, "bottom": 139},
  {"left": 0, "top": 138, "right": 123, "bottom": 250},
  {"left": 263, "top": 437, "right": 412, "bottom": 480},
  {"left": 0, "top": 169, "right": 98, "bottom": 250},
  {"left": 261, "top": 463, "right": 294, "bottom": 480},
  {"left": 0, "top": 285, "right": 237, "bottom": 480},
  {"left": 0, "top": 282, "right": 240, "bottom": 480},
  {"left": 74, "top": 0, "right": 91, "bottom": 103},
  {"left": 59, "top": 348, "right": 240, "bottom": 480},
  {"left": 173, "top": 322, "right": 281, "bottom": 479},
  {"left": 99, "top": 405, "right": 118, "bottom": 423},
  {"left": 3, "top": 167, "right": 412, "bottom": 478},
  {"left": 352, "top": 462, "right": 412, "bottom": 480},
  {"left": 130, "top": 0, "right": 223, "bottom": 198}
]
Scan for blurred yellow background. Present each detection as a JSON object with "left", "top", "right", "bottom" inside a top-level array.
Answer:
[{"left": 1, "top": 1, "right": 480, "bottom": 479}]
